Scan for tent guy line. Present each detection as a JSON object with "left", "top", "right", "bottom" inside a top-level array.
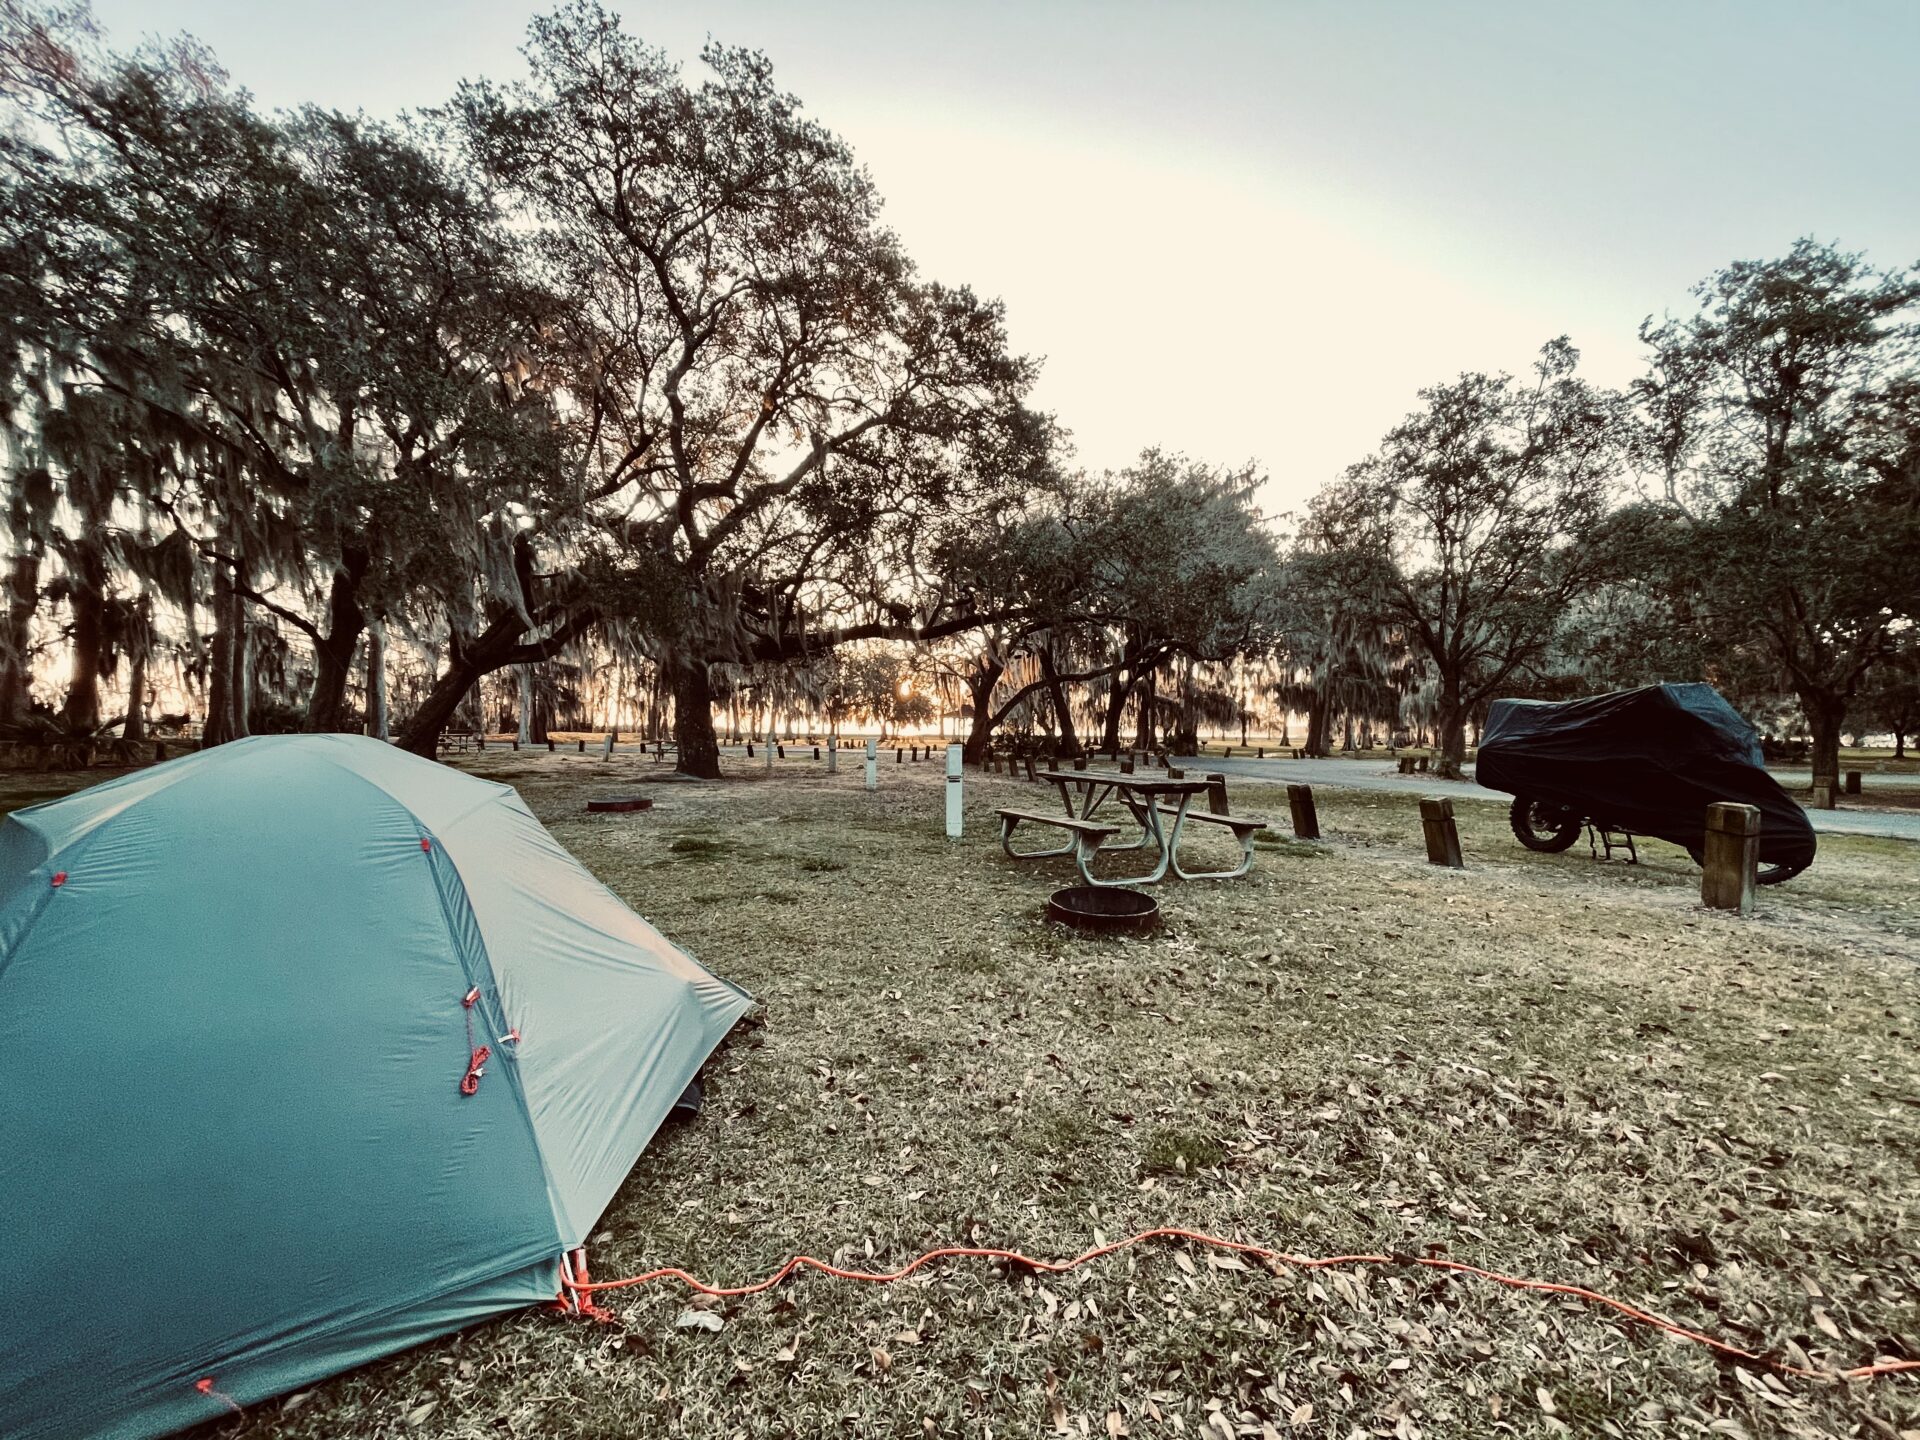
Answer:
[{"left": 558, "top": 1226, "right": 1920, "bottom": 1386}]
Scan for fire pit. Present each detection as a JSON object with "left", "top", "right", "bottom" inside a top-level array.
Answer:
[
  {"left": 585, "top": 795, "right": 653, "bottom": 813},
  {"left": 1045, "top": 885, "right": 1159, "bottom": 934}
]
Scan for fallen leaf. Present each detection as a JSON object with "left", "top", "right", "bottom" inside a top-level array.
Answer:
[
  {"left": 405, "top": 1399, "right": 437, "bottom": 1428},
  {"left": 674, "top": 1309, "right": 724, "bottom": 1332},
  {"left": 1173, "top": 1252, "right": 1197, "bottom": 1276},
  {"left": 1536, "top": 1386, "right": 1557, "bottom": 1416},
  {"left": 1107, "top": 1410, "right": 1129, "bottom": 1437},
  {"left": 1289, "top": 1401, "right": 1314, "bottom": 1427}
]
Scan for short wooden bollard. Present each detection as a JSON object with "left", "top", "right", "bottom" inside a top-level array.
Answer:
[
  {"left": 777, "top": 744, "right": 785, "bottom": 760},
  {"left": 746, "top": 741, "right": 755, "bottom": 758},
  {"left": 813, "top": 745, "right": 820, "bottom": 760},
  {"left": 1256, "top": 747, "right": 1265, "bottom": 759},
  {"left": 1204, "top": 772, "right": 1229, "bottom": 815},
  {"left": 1119, "top": 755, "right": 1135, "bottom": 774},
  {"left": 577, "top": 739, "right": 586, "bottom": 754},
  {"left": 1701, "top": 801, "right": 1760, "bottom": 915},
  {"left": 547, "top": 739, "right": 556, "bottom": 752},
  {"left": 1073, "top": 756, "right": 1088, "bottom": 771},
  {"left": 896, "top": 747, "right": 904, "bottom": 764},
  {"left": 1419, "top": 797, "right": 1463, "bottom": 868},
  {"left": 1287, "top": 783, "right": 1319, "bottom": 840},
  {"left": 1166, "top": 765, "right": 1185, "bottom": 780},
  {"left": 1844, "top": 770, "right": 1861, "bottom": 795}
]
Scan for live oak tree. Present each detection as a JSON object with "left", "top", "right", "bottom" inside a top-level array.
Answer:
[
  {"left": 1636, "top": 241, "right": 1920, "bottom": 786},
  {"left": 1321, "top": 339, "right": 1624, "bottom": 778},
  {"left": 451, "top": 3, "right": 1048, "bottom": 776}
]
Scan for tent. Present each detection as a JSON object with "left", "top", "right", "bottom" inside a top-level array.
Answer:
[{"left": 0, "top": 735, "right": 753, "bottom": 1439}]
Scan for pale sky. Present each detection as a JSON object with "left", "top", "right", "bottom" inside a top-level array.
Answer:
[{"left": 89, "top": 1, "right": 1920, "bottom": 518}]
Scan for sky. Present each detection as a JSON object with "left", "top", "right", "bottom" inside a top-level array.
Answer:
[{"left": 89, "top": 0, "right": 1920, "bottom": 520}]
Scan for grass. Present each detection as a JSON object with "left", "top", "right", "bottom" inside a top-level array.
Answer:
[{"left": 5, "top": 756, "right": 1915, "bottom": 1439}]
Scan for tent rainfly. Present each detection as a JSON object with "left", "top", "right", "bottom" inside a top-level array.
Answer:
[{"left": 0, "top": 735, "right": 752, "bottom": 1440}]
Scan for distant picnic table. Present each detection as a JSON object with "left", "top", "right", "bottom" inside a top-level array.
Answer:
[{"left": 998, "top": 769, "right": 1266, "bottom": 886}]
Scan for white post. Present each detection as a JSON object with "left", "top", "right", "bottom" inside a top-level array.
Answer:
[
  {"left": 945, "top": 743, "right": 963, "bottom": 838},
  {"left": 827, "top": 734, "right": 838, "bottom": 774},
  {"left": 864, "top": 737, "right": 878, "bottom": 791},
  {"left": 601, "top": 732, "right": 615, "bottom": 762}
]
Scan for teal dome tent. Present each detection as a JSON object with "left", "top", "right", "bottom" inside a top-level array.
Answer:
[{"left": 0, "top": 735, "right": 753, "bottom": 1439}]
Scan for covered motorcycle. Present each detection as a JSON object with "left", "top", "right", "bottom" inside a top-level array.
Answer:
[{"left": 1475, "top": 683, "right": 1816, "bottom": 884}]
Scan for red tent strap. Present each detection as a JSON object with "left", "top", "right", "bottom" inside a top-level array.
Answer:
[{"left": 460, "top": 1044, "right": 491, "bottom": 1097}]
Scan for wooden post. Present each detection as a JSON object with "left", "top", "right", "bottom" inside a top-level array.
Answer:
[
  {"left": 945, "top": 744, "right": 963, "bottom": 838},
  {"left": 1419, "top": 797, "right": 1463, "bottom": 868},
  {"left": 1844, "top": 770, "right": 1862, "bottom": 795},
  {"left": 813, "top": 744, "right": 820, "bottom": 760},
  {"left": 1119, "top": 754, "right": 1135, "bottom": 775},
  {"left": 547, "top": 739, "right": 556, "bottom": 753},
  {"left": 1073, "top": 755, "right": 1088, "bottom": 772},
  {"left": 1287, "top": 783, "right": 1319, "bottom": 840},
  {"left": 746, "top": 741, "right": 755, "bottom": 758},
  {"left": 1701, "top": 801, "right": 1760, "bottom": 915},
  {"left": 897, "top": 747, "right": 904, "bottom": 764},
  {"left": 1166, "top": 765, "right": 1185, "bottom": 780},
  {"left": 1204, "top": 772, "right": 1229, "bottom": 815},
  {"left": 776, "top": 743, "right": 785, "bottom": 759},
  {"left": 1256, "top": 747, "right": 1264, "bottom": 759},
  {"left": 577, "top": 739, "right": 585, "bottom": 754},
  {"left": 864, "top": 737, "right": 878, "bottom": 791}
]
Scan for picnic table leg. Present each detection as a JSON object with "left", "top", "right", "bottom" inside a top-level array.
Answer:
[
  {"left": 1077, "top": 794, "right": 1178, "bottom": 887},
  {"left": 1169, "top": 813, "right": 1260, "bottom": 880}
]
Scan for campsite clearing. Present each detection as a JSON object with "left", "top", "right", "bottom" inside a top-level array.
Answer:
[{"left": 8, "top": 757, "right": 1915, "bottom": 1439}]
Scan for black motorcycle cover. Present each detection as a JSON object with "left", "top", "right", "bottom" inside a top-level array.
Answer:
[{"left": 1476, "top": 684, "right": 1816, "bottom": 870}]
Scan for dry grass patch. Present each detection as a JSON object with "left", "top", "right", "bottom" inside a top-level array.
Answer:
[{"left": 11, "top": 757, "right": 1911, "bottom": 1440}]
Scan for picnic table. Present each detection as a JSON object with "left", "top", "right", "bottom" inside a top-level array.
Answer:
[{"left": 998, "top": 770, "right": 1267, "bottom": 886}]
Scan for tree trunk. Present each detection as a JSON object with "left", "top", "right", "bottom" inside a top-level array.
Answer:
[
  {"left": 962, "top": 660, "right": 1006, "bottom": 765},
  {"left": 671, "top": 659, "right": 720, "bottom": 777},
  {"left": 1135, "top": 671, "right": 1155, "bottom": 752},
  {"left": 1342, "top": 710, "right": 1356, "bottom": 754},
  {"left": 204, "top": 571, "right": 241, "bottom": 746},
  {"left": 303, "top": 555, "right": 370, "bottom": 732},
  {"left": 1894, "top": 726, "right": 1906, "bottom": 760},
  {"left": 1100, "top": 670, "right": 1131, "bottom": 753},
  {"left": 366, "top": 618, "right": 389, "bottom": 740},
  {"left": 121, "top": 640, "right": 148, "bottom": 743},
  {"left": 1433, "top": 678, "right": 1468, "bottom": 780},
  {"left": 0, "top": 547, "right": 40, "bottom": 727},
  {"left": 1304, "top": 693, "right": 1329, "bottom": 757},
  {"left": 1039, "top": 646, "right": 1079, "bottom": 757},
  {"left": 1802, "top": 691, "right": 1846, "bottom": 791},
  {"left": 395, "top": 603, "right": 595, "bottom": 757},
  {"left": 59, "top": 541, "right": 108, "bottom": 734}
]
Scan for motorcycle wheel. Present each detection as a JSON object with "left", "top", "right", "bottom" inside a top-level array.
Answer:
[
  {"left": 1509, "top": 796, "right": 1582, "bottom": 853},
  {"left": 1683, "top": 846, "right": 1810, "bottom": 886}
]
